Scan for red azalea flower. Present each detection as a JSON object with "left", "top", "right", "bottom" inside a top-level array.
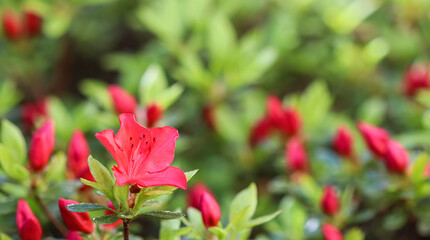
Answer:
[
  {"left": 384, "top": 140, "right": 409, "bottom": 174},
  {"left": 285, "top": 137, "right": 308, "bottom": 173},
  {"left": 249, "top": 117, "right": 274, "bottom": 147},
  {"left": 22, "top": 98, "right": 48, "bottom": 130},
  {"left": 146, "top": 103, "right": 163, "bottom": 128},
  {"left": 200, "top": 192, "right": 221, "bottom": 228},
  {"left": 403, "top": 65, "right": 430, "bottom": 96},
  {"left": 24, "top": 11, "right": 42, "bottom": 37},
  {"left": 96, "top": 113, "right": 187, "bottom": 189},
  {"left": 66, "top": 231, "right": 83, "bottom": 240},
  {"left": 59, "top": 198, "right": 94, "bottom": 234},
  {"left": 67, "top": 130, "right": 90, "bottom": 178},
  {"left": 29, "top": 119, "right": 55, "bottom": 172},
  {"left": 320, "top": 185, "right": 340, "bottom": 216},
  {"left": 2, "top": 10, "right": 24, "bottom": 41},
  {"left": 322, "top": 223, "right": 343, "bottom": 240},
  {"left": 332, "top": 126, "right": 354, "bottom": 158},
  {"left": 357, "top": 121, "right": 390, "bottom": 159},
  {"left": 108, "top": 85, "right": 137, "bottom": 114},
  {"left": 16, "top": 200, "right": 43, "bottom": 240},
  {"left": 102, "top": 201, "right": 123, "bottom": 230}
]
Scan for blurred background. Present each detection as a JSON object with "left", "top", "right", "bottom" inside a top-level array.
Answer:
[{"left": 2, "top": 0, "right": 430, "bottom": 239}]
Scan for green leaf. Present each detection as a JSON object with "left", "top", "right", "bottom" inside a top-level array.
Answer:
[
  {"left": 1, "top": 120, "right": 26, "bottom": 164},
  {"left": 298, "top": 80, "right": 332, "bottom": 132},
  {"left": 185, "top": 169, "right": 198, "bottom": 181},
  {"left": 357, "top": 97, "right": 386, "bottom": 125},
  {"left": 139, "top": 64, "right": 168, "bottom": 105},
  {"left": 156, "top": 83, "right": 184, "bottom": 109},
  {"left": 81, "top": 178, "right": 102, "bottom": 190},
  {"left": 344, "top": 228, "right": 365, "bottom": 240},
  {"left": 0, "top": 80, "right": 21, "bottom": 116},
  {"left": 48, "top": 97, "right": 73, "bottom": 140},
  {"left": 0, "top": 199, "right": 17, "bottom": 215},
  {"left": 229, "top": 183, "right": 257, "bottom": 228},
  {"left": 209, "top": 227, "right": 227, "bottom": 239},
  {"left": 382, "top": 207, "right": 407, "bottom": 231},
  {"left": 245, "top": 210, "right": 282, "bottom": 228},
  {"left": 143, "top": 211, "right": 185, "bottom": 220},
  {"left": 66, "top": 203, "right": 111, "bottom": 213},
  {"left": 80, "top": 80, "right": 112, "bottom": 110},
  {"left": 0, "top": 144, "right": 29, "bottom": 182},
  {"left": 411, "top": 153, "right": 428, "bottom": 184},
  {"left": 87, "top": 155, "right": 115, "bottom": 199},
  {"left": 45, "top": 152, "right": 66, "bottom": 183},
  {"left": 279, "top": 197, "right": 306, "bottom": 240},
  {"left": 0, "top": 232, "right": 12, "bottom": 240},
  {"left": 92, "top": 215, "right": 120, "bottom": 224},
  {"left": 113, "top": 184, "right": 130, "bottom": 212},
  {"left": 208, "top": 12, "right": 236, "bottom": 73}
]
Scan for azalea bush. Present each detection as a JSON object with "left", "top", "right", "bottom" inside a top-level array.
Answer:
[{"left": 2, "top": 0, "right": 430, "bottom": 240}]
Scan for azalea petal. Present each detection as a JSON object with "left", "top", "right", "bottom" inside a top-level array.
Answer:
[
  {"left": 95, "top": 129, "right": 128, "bottom": 170},
  {"left": 141, "top": 126, "right": 179, "bottom": 172},
  {"left": 115, "top": 113, "right": 150, "bottom": 160},
  {"left": 120, "top": 166, "right": 187, "bottom": 189}
]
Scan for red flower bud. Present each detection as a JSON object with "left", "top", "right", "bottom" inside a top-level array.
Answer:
[
  {"left": 187, "top": 184, "right": 220, "bottom": 228},
  {"left": 357, "top": 122, "right": 390, "bottom": 158},
  {"left": 102, "top": 201, "right": 122, "bottom": 230},
  {"left": 202, "top": 104, "right": 216, "bottom": 130},
  {"left": 59, "top": 198, "right": 94, "bottom": 234},
  {"left": 67, "top": 130, "right": 90, "bottom": 178},
  {"left": 187, "top": 183, "right": 212, "bottom": 209},
  {"left": 200, "top": 192, "right": 221, "bottom": 228},
  {"left": 249, "top": 117, "right": 273, "bottom": 147},
  {"left": 384, "top": 140, "right": 409, "bottom": 174},
  {"left": 108, "top": 85, "right": 137, "bottom": 114},
  {"left": 322, "top": 223, "right": 343, "bottom": 240},
  {"left": 332, "top": 126, "right": 354, "bottom": 158},
  {"left": 146, "top": 103, "right": 163, "bottom": 128},
  {"left": 2, "top": 10, "right": 24, "bottom": 41},
  {"left": 403, "top": 65, "right": 430, "bottom": 96},
  {"left": 266, "top": 95, "right": 301, "bottom": 136},
  {"left": 16, "top": 200, "right": 42, "bottom": 240},
  {"left": 29, "top": 120, "right": 55, "bottom": 172},
  {"left": 285, "top": 137, "right": 308, "bottom": 172},
  {"left": 22, "top": 98, "right": 48, "bottom": 130},
  {"left": 24, "top": 11, "right": 42, "bottom": 37},
  {"left": 66, "top": 231, "right": 83, "bottom": 240},
  {"left": 320, "top": 185, "right": 340, "bottom": 216},
  {"left": 76, "top": 167, "right": 95, "bottom": 191}
]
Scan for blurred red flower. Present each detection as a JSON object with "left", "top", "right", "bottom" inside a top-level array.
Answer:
[
  {"left": 146, "top": 103, "right": 163, "bottom": 128},
  {"left": 357, "top": 122, "right": 390, "bottom": 158},
  {"left": 2, "top": 10, "right": 24, "bottom": 41},
  {"left": 96, "top": 113, "right": 187, "bottom": 189},
  {"left": 29, "top": 119, "right": 55, "bottom": 172},
  {"left": 16, "top": 200, "right": 42, "bottom": 240},
  {"left": 108, "top": 85, "right": 137, "bottom": 114},
  {"left": 320, "top": 185, "right": 340, "bottom": 216},
  {"left": 332, "top": 126, "right": 354, "bottom": 159},
  {"left": 322, "top": 223, "right": 343, "bottom": 240},
  {"left": 285, "top": 137, "right": 308, "bottom": 173},
  {"left": 24, "top": 11, "right": 42, "bottom": 37},
  {"left": 384, "top": 140, "right": 409, "bottom": 174},
  {"left": 403, "top": 64, "right": 430, "bottom": 96},
  {"left": 22, "top": 98, "right": 48, "bottom": 130}
]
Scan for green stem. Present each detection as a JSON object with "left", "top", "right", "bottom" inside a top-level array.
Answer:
[{"left": 31, "top": 184, "right": 68, "bottom": 237}]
